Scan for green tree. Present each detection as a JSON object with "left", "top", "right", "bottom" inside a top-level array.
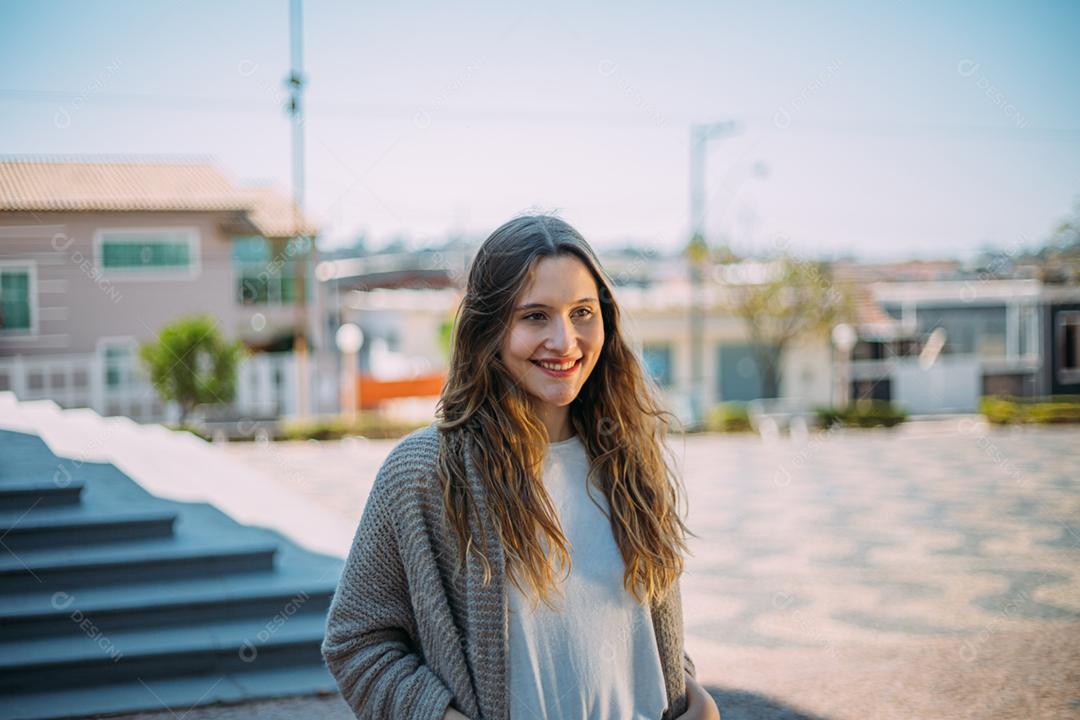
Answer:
[
  {"left": 1044, "top": 197, "right": 1080, "bottom": 256},
  {"left": 139, "top": 314, "right": 246, "bottom": 425},
  {"left": 1037, "top": 196, "right": 1080, "bottom": 283},
  {"left": 438, "top": 313, "right": 456, "bottom": 363},
  {"left": 723, "top": 255, "right": 854, "bottom": 399}
]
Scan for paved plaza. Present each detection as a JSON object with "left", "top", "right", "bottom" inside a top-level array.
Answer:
[{"left": 117, "top": 419, "right": 1079, "bottom": 719}]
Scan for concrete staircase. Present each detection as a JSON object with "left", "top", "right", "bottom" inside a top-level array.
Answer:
[{"left": 0, "top": 398, "right": 345, "bottom": 719}]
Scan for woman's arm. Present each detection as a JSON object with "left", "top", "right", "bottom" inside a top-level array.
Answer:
[
  {"left": 682, "top": 672, "right": 721, "bottom": 720},
  {"left": 321, "top": 467, "right": 455, "bottom": 720}
]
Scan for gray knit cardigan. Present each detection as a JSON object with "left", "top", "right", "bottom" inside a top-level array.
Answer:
[{"left": 321, "top": 423, "right": 696, "bottom": 720}]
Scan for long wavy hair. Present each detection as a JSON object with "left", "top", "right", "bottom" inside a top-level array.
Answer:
[{"left": 435, "top": 214, "right": 693, "bottom": 609}]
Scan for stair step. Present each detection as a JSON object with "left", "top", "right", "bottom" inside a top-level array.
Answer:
[
  {"left": 0, "top": 419, "right": 348, "bottom": 720},
  {"left": 0, "top": 429, "right": 64, "bottom": 482},
  {"left": 0, "top": 612, "right": 330, "bottom": 693},
  {"left": 0, "top": 663, "right": 337, "bottom": 720},
  {"left": 0, "top": 557, "right": 341, "bottom": 639},
  {"left": 0, "top": 535, "right": 279, "bottom": 593},
  {"left": 0, "top": 480, "right": 83, "bottom": 511},
  {"left": 0, "top": 507, "right": 177, "bottom": 551}
]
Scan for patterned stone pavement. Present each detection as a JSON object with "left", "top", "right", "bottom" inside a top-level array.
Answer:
[
  {"left": 669, "top": 419, "right": 1080, "bottom": 720},
  {"left": 115, "top": 419, "right": 1079, "bottom": 719}
]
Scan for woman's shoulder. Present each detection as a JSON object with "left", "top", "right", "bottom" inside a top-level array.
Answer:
[
  {"left": 387, "top": 421, "right": 441, "bottom": 459},
  {"left": 370, "top": 422, "right": 444, "bottom": 501}
]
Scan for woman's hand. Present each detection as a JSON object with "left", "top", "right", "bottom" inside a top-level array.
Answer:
[
  {"left": 442, "top": 706, "right": 472, "bottom": 720},
  {"left": 675, "top": 672, "right": 721, "bottom": 719}
]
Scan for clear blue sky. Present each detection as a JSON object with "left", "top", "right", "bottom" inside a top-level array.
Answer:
[{"left": 2, "top": 0, "right": 1078, "bottom": 260}]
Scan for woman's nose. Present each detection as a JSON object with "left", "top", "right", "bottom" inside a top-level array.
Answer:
[{"left": 546, "top": 316, "right": 577, "bottom": 353}]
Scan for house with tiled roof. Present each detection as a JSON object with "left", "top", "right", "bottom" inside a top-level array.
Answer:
[{"left": 0, "top": 157, "right": 326, "bottom": 421}]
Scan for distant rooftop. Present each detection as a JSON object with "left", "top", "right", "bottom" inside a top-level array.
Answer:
[
  {"left": 832, "top": 259, "right": 964, "bottom": 283},
  {"left": 0, "top": 156, "right": 317, "bottom": 238}
]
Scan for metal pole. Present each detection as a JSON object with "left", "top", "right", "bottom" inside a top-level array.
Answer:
[
  {"left": 688, "top": 126, "right": 705, "bottom": 430},
  {"left": 686, "top": 121, "right": 738, "bottom": 429},
  {"left": 288, "top": 0, "right": 313, "bottom": 418}
]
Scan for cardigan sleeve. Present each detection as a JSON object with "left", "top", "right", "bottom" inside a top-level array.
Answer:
[
  {"left": 674, "top": 577, "right": 696, "bottom": 679},
  {"left": 683, "top": 649, "right": 697, "bottom": 679},
  {"left": 321, "top": 465, "right": 454, "bottom": 720}
]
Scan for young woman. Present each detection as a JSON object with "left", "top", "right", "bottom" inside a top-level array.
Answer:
[{"left": 322, "top": 215, "right": 720, "bottom": 720}]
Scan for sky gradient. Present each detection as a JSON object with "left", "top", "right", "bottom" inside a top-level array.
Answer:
[{"left": 2, "top": 0, "right": 1078, "bottom": 260}]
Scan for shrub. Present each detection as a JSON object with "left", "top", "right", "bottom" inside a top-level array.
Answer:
[
  {"left": 980, "top": 395, "right": 1080, "bottom": 424},
  {"left": 815, "top": 400, "right": 907, "bottom": 428},
  {"left": 139, "top": 314, "right": 245, "bottom": 425},
  {"left": 1028, "top": 403, "right": 1080, "bottom": 423},
  {"left": 705, "top": 402, "right": 753, "bottom": 432},
  {"left": 279, "top": 414, "right": 429, "bottom": 441},
  {"left": 978, "top": 396, "right": 1024, "bottom": 424}
]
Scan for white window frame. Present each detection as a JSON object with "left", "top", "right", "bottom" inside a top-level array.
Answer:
[
  {"left": 0, "top": 259, "right": 39, "bottom": 337},
  {"left": 1019, "top": 302, "right": 1040, "bottom": 362},
  {"left": 93, "top": 227, "right": 201, "bottom": 280}
]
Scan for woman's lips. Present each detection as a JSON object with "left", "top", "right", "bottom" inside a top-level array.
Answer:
[{"left": 530, "top": 358, "right": 581, "bottom": 377}]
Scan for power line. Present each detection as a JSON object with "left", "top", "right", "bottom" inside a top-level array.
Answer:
[{"left": 3, "top": 87, "right": 1079, "bottom": 141}]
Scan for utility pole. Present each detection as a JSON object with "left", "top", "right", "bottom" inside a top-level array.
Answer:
[
  {"left": 287, "top": 0, "right": 319, "bottom": 418},
  {"left": 687, "top": 121, "right": 738, "bottom": 429}
]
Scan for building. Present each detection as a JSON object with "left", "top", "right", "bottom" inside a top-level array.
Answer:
[
  {"left": 0, "top": 157, "right": 327, "bottom": 421},
  {"left": 842, "top": 274, "right": 1080, "bottom": 413},
  {"left": 319, "top": 250, "right": 835, "bottom": 426}
]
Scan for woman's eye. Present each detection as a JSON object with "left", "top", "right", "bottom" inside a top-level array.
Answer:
[{"left": 523, "top": 308, "right": 593, "bottom": 322}]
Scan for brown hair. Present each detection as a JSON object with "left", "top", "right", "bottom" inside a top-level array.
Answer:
[{"left": 435, "top": 214, "right": 692, "bottom": 609}]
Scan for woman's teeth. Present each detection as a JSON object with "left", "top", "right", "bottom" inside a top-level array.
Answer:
[{"left": 533, "top": 359, "right": 577, "bottom": 371}]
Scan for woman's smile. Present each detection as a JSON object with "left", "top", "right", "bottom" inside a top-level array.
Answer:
[{"left": 530, "top": 357, "right": 582, "bottom": 377}]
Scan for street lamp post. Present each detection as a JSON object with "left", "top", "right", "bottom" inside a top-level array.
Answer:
[
  {"left": 335, "top": 323, "right": 364, "bottom": 424},
  {"left": 831, "top": 323, "right": 857, "bottom": 408},
  {"left": 285, "top": 0, "right": 324, "bottom": 420},
  {"left": 687, "top": 121, "right": 739, "bottom": 429}
]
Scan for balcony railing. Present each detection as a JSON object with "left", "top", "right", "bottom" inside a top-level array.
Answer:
[{"left": 0, "top": 350, "right": 333, "bottom": 423}]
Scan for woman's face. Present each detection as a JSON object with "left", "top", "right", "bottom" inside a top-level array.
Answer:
[{"left": 500, "top": 254, "right": 605, "bottom": 417}]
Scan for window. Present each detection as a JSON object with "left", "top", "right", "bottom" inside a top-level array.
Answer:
[
  {"left": 641, "top": 344, "right": 673, "bottom": 387},
  {"left": 852, "top": 378, "right": 891, "bottom": 402},
  {"left": 0, "top": 261, "right": 36, "bottom": 335},
  {"left": 1058, "top": 310, "right": 1080, "bottom": 385},
  {"left": 231, "top": 236, "right": 270, "bottom": 263},
  {"left": 716, "top": 343, "right": 779, "bottom": 401},
  {"left": 95, "top": 228, "right": 199, "bottom": 277},
  {"left": 235, "top": 262, "right": 300, "bottom": 305},
  {"left": 232, "top": 234, "right": 309, "bottom": 305},
  {"left": 916, "top": 305, "right": 1007, "bottom": 358},
  {"left": 98, "top": 338, "right": 139, "bottom": 391},
  {"left": 852, "top": 340, "right": 887, "bottom": 361}
]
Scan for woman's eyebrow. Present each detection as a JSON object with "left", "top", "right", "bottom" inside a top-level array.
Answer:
[{"left": 515, "top": 297, "right": 598, "bottom": 311}]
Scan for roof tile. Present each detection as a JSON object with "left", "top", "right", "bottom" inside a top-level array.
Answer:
[{"left": 0, "top": 157, "right": 317, "bottom": 237}]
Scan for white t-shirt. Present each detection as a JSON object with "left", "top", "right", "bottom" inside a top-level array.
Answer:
[{"left": 507, "top": 434, "right": 669, "bottom": 720}]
